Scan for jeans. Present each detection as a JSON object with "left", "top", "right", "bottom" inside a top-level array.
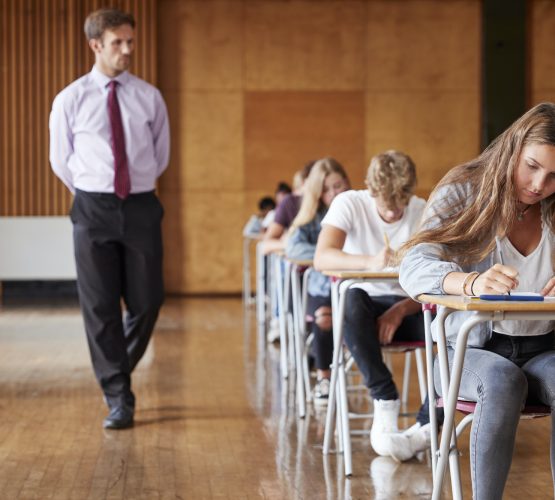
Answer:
[
  {"left": 343, "top": 289, "right": 434, "bottom": 425},
  {"left": 436, "top": 331, "right": 555, "bottom": 500}
]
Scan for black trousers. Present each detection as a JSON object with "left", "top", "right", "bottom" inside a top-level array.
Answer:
[
  {"left": 343, "top": 289, "right": 441, "bottom": 426},
  {"left": 71, "top": 189, "right": 164, "bottom": 408},
  {"left": 343, "top": 289, "right": 424, "bottom": 400}
]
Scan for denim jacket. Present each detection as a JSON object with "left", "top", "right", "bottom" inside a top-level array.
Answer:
[
  {"left": 286, "top": 208, "right": 331, "bottom": 298},
  {"left": 400, "top": 241, "right": 494, "bottom": 347},
  {"left": 399, "top": 182, "right": 554, "bottom": 347}
]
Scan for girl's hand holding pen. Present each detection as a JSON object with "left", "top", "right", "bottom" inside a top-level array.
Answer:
[{"left": 472, "top": 263, "right": 519, "bottom": 295}]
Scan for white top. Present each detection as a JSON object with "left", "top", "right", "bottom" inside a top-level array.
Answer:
[
  {"left": 49, "top": 65, "right": 170, "bottom": 194},
  {"left": 261, "top": 209, "right": 275, "bottom": 229},
  {"left": 493, "top": 223, "right": 555, "bottom": 336},
  {"left": 322, "top": 190, "right": 426, "bottom": 296}
]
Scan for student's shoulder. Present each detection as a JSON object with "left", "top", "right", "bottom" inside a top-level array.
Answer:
[
  {"left": 326, "top": 190, "right": 368, "bottom": 223},
  {"left": 278, "top": 193, "right": 301, "bottom": 211},
  {"left": 333, "top": 189, "right": 370, "bottom": 209},
  {"left": 334, "top": 188, "right": 366, "bottom": 202},
  {"left": 432, "top": 181, "right": 472, "bottom": 203},
  {"left": 280, "top": 193, "right": 296, "bottom": 203},
  {"left": 409, "top": 195, "right": 427, "bottom": 210}
]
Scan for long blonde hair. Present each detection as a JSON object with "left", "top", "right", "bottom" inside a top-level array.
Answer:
[
  {"left": 401, "top": 102, "right": 555, "bottom": 265},
  {"left": 290, "top": 157, "right": 350, "bottom": 230}
]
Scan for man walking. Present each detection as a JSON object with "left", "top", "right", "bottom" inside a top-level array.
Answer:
[{"left": 49, "top": 8, "right": 170, "bottom": 429}]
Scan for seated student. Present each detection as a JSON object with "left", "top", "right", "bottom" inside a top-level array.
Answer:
[
  {"left": 243, "top": 196, "right": 276, "bottom": 237},
  {"left": 262, "top": 161, "right": 315, "bottom": 255},
  {"left": 264, "top": 162, "right": 315, "bottom": 343},
  {"left": 314, "top": 150, "right": 432, "bottom": 461},
  {"left": 261, "top": 182, "right": 292, "bottom": 230},
  {"left": 286, "top": 158, "right": 351, "bottom": 404},
  {"left": 399, "top": 102, "right": 555, "bottom": 500}
]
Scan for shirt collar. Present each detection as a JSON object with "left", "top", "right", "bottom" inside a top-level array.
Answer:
[{"left": 91, "top": 65, "right": 130, "bottom": 89}]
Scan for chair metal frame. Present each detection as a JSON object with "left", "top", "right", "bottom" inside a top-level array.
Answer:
[
  {"left": 323, "top": 275, "right": 427, "bottom": 476},
  {"left": 421, "top": 298, "right": 553, "bottom": 500}
]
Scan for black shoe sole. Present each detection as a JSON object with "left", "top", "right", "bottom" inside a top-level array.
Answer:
[{"left": 103, "top": 419, "right": 134, "bottom": 430}]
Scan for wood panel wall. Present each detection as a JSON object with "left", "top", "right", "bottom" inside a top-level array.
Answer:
[
  {"left": 530, "top": 0, "right": 555, "bottom": 105},
  {"left": 0, "top": 0, "right": 156, "bottom": 216},
  {"left": 4, "top": 1, "right": 555, "bottom": 295},
  {"left": 157, "top": 0, "right": 482, "bottom": 294}
]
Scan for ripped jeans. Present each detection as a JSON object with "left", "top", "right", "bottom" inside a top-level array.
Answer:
[{"left": 436, "top": 331, "right": 555, "bottom": 500}]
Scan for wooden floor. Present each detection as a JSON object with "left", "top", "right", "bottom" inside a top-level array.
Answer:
[{"left": 0, "top": 297, "right": 552, "bottom": 499}]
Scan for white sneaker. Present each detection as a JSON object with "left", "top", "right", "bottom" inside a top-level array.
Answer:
[
  {"left": 389, "top": 422, "right": 432, "bottom": 462},
  {"left": 370, "top": 399, "right": 400, "bottom": 456},
  {"left": 266, "top": 317, "right": 280, "bottom": 343},
  {"left": 313, "top": 378, "right": 330, "bottom": 406}
]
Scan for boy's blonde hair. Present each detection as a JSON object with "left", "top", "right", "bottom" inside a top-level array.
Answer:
[{"left": 365, "top": 150, "right": 416, "bottom": 210}]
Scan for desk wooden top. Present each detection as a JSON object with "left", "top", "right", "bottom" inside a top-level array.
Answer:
[
  {"left": 243, "top": 233, "right": 262, "bottom": 241},
  {"left": 322, "top": 270, "right": 399, "bottom": 279},
  {"left": 285, "top": 258, "right": 313, "bottom": 267},
  {"left": 418, "top": 294, "right": 555, "bottom": 312}
]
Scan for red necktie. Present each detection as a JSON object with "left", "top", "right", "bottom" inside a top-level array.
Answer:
[{"left": 108, "top": 80, "right": 131, "bottom": 199}]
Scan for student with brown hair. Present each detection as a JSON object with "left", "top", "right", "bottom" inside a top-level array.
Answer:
[{"left": 400, "top": 102, "right": 555, "bottom": 499}]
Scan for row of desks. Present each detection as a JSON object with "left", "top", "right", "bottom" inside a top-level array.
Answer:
[{"left": 242, "top": 237, "right": 555, "bottom": 497}]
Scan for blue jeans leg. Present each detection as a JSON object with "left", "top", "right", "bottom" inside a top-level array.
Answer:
[
  {"left": 522, "top": 350, "right": 555, "bottom": 494},
  {"left": 436, "top": 348, "right": 527, "bottom": 500}
]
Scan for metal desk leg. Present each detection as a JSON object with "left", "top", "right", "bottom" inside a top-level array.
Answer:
[
  {"left": 423, "top": 306, "right": 439, "bottom": 481},
  {"left": 323, "top": 279, "right": 342, "bottom": 455},
  {"left": 335, "top": 285, "right": 353, "bottom": 476},
  {"left": 301, "top": 269, "right": 313, "bottom": 403},
  {"left": 274, "top": 254, "right": 288, "bottom": 379},
  {"left": 243, "top": 237, "right": 251, "bottom": 306},
  {"left": 323, "top": 279, "right": 361, "bottom": 476},
  {"left": 256, "top": 242, "right": 266, "bottom": 324},
  {"left": 432, "top": 313, "right": 486, "bottom": 500},
  {"left": 283, "top": 261, "right": 296, "bottom": 371},
  {"left": 291, "top": 264, "right": 306, "bottom": 418}
]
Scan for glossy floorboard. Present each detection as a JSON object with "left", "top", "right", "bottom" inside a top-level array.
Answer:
[{"left": 0, "top": 297, "right": 552, "bottom": 499}]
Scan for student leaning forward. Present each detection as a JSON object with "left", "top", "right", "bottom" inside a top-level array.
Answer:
[{"left": 399, "top": 102, "right": 555, "bottom": 500}]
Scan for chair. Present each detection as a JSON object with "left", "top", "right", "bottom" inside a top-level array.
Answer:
[
  {"left": 294, "top": 267, "right": 425, "bottom": 418},
  {"left": 323, "top": 275, "right": 428, "bottom": 477},
  {"left": 289, "top": 260, "right": 312, "bottom": 418},
  {"left": 421, "top": 303, "right": 551, "bottom": 499},
  {"left": 255, "top": 241, "right": 266, "bottom": 324},
  {"left": 275, "top": 257, "right": 317, "bottom": 418}
]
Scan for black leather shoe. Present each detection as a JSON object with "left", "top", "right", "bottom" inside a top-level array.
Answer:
[{"left": 103, "top": 405, "right": 134, "bottom": 429}]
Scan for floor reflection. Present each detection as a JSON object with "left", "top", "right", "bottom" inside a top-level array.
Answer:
[{"left": 242, "top": 307, "right": 438, "bottom": 499}]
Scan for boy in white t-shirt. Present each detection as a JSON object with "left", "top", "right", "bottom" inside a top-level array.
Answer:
[{"left": 314, "top": 150, "right": 438, "bottom": 462}]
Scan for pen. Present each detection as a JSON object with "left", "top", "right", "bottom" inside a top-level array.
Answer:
[
  {"left": 383, "top": 232, "right": 390, "bottom": 248},
  {"left": 495, "top": 236, "right": 510, "bottom": 295}
]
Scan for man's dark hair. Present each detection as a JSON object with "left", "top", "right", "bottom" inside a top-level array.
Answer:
[
  {"left": 275, "top": 182, "right": 292, "bottom": 195},
  {"left": 84, "top": 8, "right": 135, "bottom": 41},
  {"left": 258, "top": 197, "right": 276, "bottom": 211}
]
